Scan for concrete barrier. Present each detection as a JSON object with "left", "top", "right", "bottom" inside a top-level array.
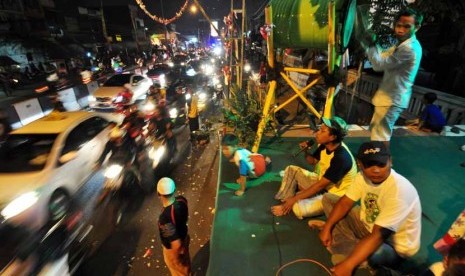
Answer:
[{"left": 9, "top": 80, "right": 97, "bottom": 129}]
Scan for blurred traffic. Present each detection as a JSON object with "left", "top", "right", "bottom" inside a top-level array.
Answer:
[{"left": 0, "top": 45, "right": 225, "bottom": 275}]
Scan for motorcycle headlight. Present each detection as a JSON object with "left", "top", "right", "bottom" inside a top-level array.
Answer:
[
  {"left": 198, "top": 92, "right": 207, "bottom": 100},
  {"left": 1, "top": 191, "right": 39, "bottom": 220},
  {"left": 186, "top": 68, "right": 196, "bottom": 77},
  {"left": 185, "top": 93, "right": 191, "bottom": 100},
  {"left": 204, "top": 65, "right": 214, "bottom": 75},
  {"left": 104, "top": 164, "right": 123, "bottom": 179},
  {"left": 168, "top": 62, "right": 174, "bottom": 67},
  {"left": 149, "top": 145, "right": 166, "bottom": 165},
  {"left": 169, "top": 108, "right": 178, "bottom": 119}
]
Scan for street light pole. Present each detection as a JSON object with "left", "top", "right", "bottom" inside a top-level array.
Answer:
[
  {"left": 100, "top": 0, "right": 108, "bottom": 41},
  {"left": 191, "top": 0, "right": 221, "bottom": 44}
]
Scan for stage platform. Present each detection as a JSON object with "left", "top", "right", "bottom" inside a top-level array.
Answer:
[{"left": 208, "top": 135, "right": 465, "bottom": 275}]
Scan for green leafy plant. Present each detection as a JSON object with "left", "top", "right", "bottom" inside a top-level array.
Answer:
[{"left": 222, "top": 84, "right": 268, "bottom": 148}]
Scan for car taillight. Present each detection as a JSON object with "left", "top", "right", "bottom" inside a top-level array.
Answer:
[
  {"left": 114, "top": 90, "right": 132, "bottom": 104},
  {"left": 35, "top": 85, "right": 49, "bottom": 93}
]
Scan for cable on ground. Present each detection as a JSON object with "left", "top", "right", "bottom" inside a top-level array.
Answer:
[{"left": 275, "top": 258, "right": 332, "bottom": 276}]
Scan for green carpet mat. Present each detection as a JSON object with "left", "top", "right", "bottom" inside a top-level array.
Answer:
[{"left": 208, "top": 136, "right": 465, "bottom": 275}]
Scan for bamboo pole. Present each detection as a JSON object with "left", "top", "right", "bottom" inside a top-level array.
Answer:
[{"left": 323, "top": 0, "right": 336, "bottom": 119}]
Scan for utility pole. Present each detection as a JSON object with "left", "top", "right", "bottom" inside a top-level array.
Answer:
[
  {"left": 129, "top": 5, "right": 140, "bottom": 52},
  {"left": 100, "top": 0, "right": 108, "bottom": 41}
]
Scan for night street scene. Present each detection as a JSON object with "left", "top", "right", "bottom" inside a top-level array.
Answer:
[{"left": 1, "top": 0, "right": 465, "bottom": 275}]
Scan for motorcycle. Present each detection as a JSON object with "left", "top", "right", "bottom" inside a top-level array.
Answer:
[
  {"left": 146, "top": 135, "right": 168, "bottom": 169},
  {"left": 144, "top": 129, "right": 177, "bottom": 177},
  {"left": 210, "top": 76, "right": 223, "bottom": 101},
  {"left": 101, "top": 155, "right": 143, "bottom": 225}
]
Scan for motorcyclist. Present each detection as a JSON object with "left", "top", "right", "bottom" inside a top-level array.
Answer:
[
  {"left": 122, "top": 104, "right": 145, "bottom": 135},
  {"left": 148, "top": 106, "right": 176, "bottom": 160},
  {"left": 147, "top": 84, "right": 162, "bottom": 102},
  {"left": 98, "top": 126, "right": 137, "bottom": 168}
]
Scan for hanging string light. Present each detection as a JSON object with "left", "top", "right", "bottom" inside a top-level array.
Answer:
[{"left": 135, "top": 0, "right": 189, "bottom": 25}]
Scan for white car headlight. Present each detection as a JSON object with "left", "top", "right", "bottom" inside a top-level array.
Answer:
[
  {"left": 1, "top": 191, "right": 39, "bottom": 220},
  {"left": 104, "top": 164, "right": 123, "bottom": 179},
  {"left": 168, "top": 62, "right": 174, "bottom": 67},
  {"left": 88, "top": 95, "right": 96, "bottom": 102},
  {"left": 159, "top": 74, "right": 166, "bottom": 87}
]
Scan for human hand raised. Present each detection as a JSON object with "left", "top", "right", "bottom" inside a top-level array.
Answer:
[{"left": 359, "top": 31, "right": 377, "bottom": 49}]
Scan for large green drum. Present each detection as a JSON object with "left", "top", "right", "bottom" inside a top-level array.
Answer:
[{"left": 271, "top": 0, "right": 356, "bottom": 53}]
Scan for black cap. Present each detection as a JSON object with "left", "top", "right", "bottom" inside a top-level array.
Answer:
[{"left": 357, "top": 141, "right": 390, "bottom": 166}]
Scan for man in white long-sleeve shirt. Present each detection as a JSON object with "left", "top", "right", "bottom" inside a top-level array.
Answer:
[{"left": 364, "top": 9, "right": 423, "bottom": 149}]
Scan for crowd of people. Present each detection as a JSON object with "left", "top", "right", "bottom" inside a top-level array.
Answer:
[
  {"left": 1, "top": 6, "right": 462, "bottom": 276},
  {"left": 216, "top": 8, "right": 463, "bottom": 276}
]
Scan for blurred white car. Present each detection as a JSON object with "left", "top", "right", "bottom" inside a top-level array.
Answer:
[
  {"left": 0, "top": 111, "right": 111, "bottom": 230},
  {"left": 89, "top": 73, "right": 152, "bottom": 110}
]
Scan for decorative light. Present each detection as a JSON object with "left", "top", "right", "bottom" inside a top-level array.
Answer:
[
  {"left": 190, "top": 4, "right": 197, "bottom": 14},
  {"left": 135, "top": 0, "right": 189, "bottom": 25}
]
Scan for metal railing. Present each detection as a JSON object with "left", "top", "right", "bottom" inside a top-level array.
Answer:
[
  {"left": 282, "top": 53, "right": 465, "bottom": 125},
  {"left": 353, "top": 72, "right": 465, "bottom": 125}
]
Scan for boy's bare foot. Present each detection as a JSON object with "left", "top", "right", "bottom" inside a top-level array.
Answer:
[
  {"left": 307, "top": 219, "right": 326, "bottom": 230},
  {"left": 265, "top": 156, "right": 272, "bottom": 165},
  {"left": 234, "top": 190, "right": 245, "bottom": 196},
  {"left": 271, "top": 205, "right": 285, "bottom": 216}
]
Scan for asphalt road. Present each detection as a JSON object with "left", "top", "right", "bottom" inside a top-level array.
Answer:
[{"left": 75, "top": 101, "right": 222, "bottom": 276}]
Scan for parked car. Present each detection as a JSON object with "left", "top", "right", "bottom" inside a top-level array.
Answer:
[
  {"left": 146, "top": 63, "right": 172, "bottom": 87},
  {"left": 89, "top": 73, "right": 152, "bottom": 110},
  {"left": 0, "top": 111, "right": 111, "bottom": 231}
]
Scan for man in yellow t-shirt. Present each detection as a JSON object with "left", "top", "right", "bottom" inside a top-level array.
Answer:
[{"left": 187, "top": 89, "right": 199, "bottom": 134}]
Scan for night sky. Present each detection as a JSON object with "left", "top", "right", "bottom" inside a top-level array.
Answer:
[
  {"left": 80, "top": 0, "right": 267, "bottom": 35},
  {"left": 132, "top": 0, "right": 267, "bottom": 34}
]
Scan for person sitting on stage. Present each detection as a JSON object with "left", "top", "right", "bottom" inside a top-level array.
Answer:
[
  {"left": 407, "top": 92, "right": 446, "bottom": 133},
  {"left": 271, "top": 116, "right": 357, "bottom": 219},
  {"left": 316, "top": 141, "right": 422, "bottom": 275}
]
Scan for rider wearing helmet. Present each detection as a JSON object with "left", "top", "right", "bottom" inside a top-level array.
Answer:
[{"left": 98, "top": 125, "right": 137, "bottom": 167}]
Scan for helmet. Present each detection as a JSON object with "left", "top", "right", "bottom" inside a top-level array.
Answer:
[
  {"left": 109, "top": 126, "right": 125, "bottom": 139},
  {"left": 157, "top": 177, "right": 176, "bottom": 195}
]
